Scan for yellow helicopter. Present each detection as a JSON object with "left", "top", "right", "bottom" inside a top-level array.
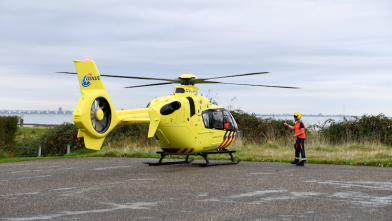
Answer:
[{"left": 59, "top": 58, "right": 298, "bottom": 166}]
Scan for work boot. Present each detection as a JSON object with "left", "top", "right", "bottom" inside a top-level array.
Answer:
[
  {"left": 296, "top": 161, "right": 305, "bottom": 166},
  {"left": 291, "top": 159, "right": 299, "bottom": 164}
]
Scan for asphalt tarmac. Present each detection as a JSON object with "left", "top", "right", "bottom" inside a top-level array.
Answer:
[{"left": 0, "top": 158, "right": 391, "bottom": 220}]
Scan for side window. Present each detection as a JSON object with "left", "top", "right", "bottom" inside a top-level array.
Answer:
[
  {"left": 202, "top": 109, "right": 237, "bottom": 131},
  {"left": 202, "top": 112, "right": 210, "bottom": 128},
  {"left": 213, "top": 111, "right": 223, "bottom": 129}
]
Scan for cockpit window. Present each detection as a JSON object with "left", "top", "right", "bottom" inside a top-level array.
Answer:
[
  {"left": 223, "top": 111, "right": 234, "bottom": 130},
  {"left": 202, "top": 108, "right": 237, "bottom": 131},
  {"left": 202, "top": 112, "right": 210, "bottom": 128},
  {"left": 213, "top": 111, "right": 223, "bottom": 129}
]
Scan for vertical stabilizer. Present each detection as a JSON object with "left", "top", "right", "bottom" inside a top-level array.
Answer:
[
  {"left": 74, "top": 60, "right": 107, "bottom": 91},
  {"left": 72, "top": 60, "right": 119, "bottom": 150}
]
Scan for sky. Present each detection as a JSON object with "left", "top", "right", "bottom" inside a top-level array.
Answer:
[{"left": 0, "top": 0, "right": 391, "bottom": 116}]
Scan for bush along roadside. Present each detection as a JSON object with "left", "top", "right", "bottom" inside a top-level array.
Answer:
[
  {"left": 104, "top": 124, "right": 156, "bottom": 147},
  {"left": 318, "top": 114, "right": 392, "bottom": 145},
  {"left": 230, "top": 109, "right": 296, "bottom": 145},
  {"left": 17, "top": 123, "right": 85, "bottom": 157},
  {"left": 0, "top": 116, "right": 19, "bottom": 151}
]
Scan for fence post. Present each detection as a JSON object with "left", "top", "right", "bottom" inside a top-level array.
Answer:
[
  {"left": 38, "top": 145, "right": 41, "bottom": 157},
  {"left": 67, "top": 144, "right": 70, "bottom": 155}
]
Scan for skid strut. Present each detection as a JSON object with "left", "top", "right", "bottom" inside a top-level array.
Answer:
[
  {"left": 143, "top": 151, "right": 194, "bottom": 166},
  {"left": 195, "top": 149, "right": 241, "bottom": 167},
  {"left": 144, "top": 149, "right": 240, "bottom": 167}
]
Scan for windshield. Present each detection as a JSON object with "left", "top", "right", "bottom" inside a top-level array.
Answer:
[{"left": 202, "top": 108, "right": 237, "bottom": 131}]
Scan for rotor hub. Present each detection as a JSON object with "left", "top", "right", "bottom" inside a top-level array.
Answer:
[
  {"left": 96, "top": 109, "right": 104, "bottom": 121},
  {"left": 178, "top": 74, "right": 197, "bottom": 85}
]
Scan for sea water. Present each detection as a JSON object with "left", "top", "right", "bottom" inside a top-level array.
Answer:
[
  {"left": 258, "top": 116, "right": 350, "bottom": 127},
  {"left": 2, "top": 114, "right": 73, "bottom": 125}
]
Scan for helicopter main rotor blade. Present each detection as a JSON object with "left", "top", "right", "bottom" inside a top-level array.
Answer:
[
  {"left": 97, "top": 74, "right": 181, "bottom": 83},
  {"left": 57, "top": 72, "right": 181, "bottom": 83},
  {"left": 124, "top": 82, "right": 174, "bottom": 88},
  {"left": 192, "top": 72, "right": 269, "bottom": 84},
  {"left": 58, "top": 71, "right": 298, "bottom": 88},
  {"left": 57, "top": 72, "right": 78, "bottom": 74},
  {"left": 196, "top": 81, "right": 300, "bottom": 89}
]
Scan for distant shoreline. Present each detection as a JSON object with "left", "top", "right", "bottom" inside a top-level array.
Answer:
[{"left": 1, "top": 112, "right": 72, "bottom": 115}]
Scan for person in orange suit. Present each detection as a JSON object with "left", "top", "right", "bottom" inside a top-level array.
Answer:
[{"left": 284, "top": 112, "right": 306, "bottom": 166}]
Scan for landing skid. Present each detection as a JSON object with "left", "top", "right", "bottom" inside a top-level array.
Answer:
[
  {"left": 143, "top": 149, "right": 240, "bottom": 167},
  {"left": 143, "top": 152, "right": 194, "bottom": 166},
  {"left": 195, "top": 149, "right": 241, "bottom": 167}
]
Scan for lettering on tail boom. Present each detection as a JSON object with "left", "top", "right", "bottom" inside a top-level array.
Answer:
[{"left": 82, "top": 73, "right": 101, "bottom": 87}]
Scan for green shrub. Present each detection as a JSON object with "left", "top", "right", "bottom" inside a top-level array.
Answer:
[
  {"left": 318, "top": 114, "right": 392, "bottom": 145},
  {"left": 231, "top": 109, "right": 295, "bottom": 144},
  {"left": 18, "top": 123, "right": 84, "bottom": 157},
  {"left": 17, "top": 138, "right": 40, "bottom": 157},
  {"left": 0, "top": 116, "right": 19, "bottom": 151},
  {"left": 104, "top": 124, "right": 155, "bottom": 147}
]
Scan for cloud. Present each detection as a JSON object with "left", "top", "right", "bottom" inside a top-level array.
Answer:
[{"left": 0, "top": 0, "right": 391, "bottom": 115}]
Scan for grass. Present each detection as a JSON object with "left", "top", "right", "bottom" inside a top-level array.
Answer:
[
  {"left": 92, "top": 135, "right": 392, "bottom": 167},
  {"left": 3, "top": 128, "right": 391, "bottom": 167},
  {"left": 15, "top": 127, "right": 49, "bottom": 141},
  {"left": 232, "top": 137, "right": 392, "bottom": 167}
]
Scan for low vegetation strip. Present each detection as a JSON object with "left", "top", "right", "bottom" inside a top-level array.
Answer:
[
  {"left": 0, "top": 116, "right": 18, "bottom": 150},
  {"left": 1, "top": 110, "right": 391, "bottom": 167},
  {"left": 317, "top": 114, "right": 392, "bottom": 145}
]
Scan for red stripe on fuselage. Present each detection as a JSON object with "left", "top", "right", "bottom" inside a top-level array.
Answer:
[
  {"left": 224, "top": 134, "right": 236, "bottom": 147},
  {"left": 218, "top": 131, "right": 229, "bottom": 148},
  {"left": 220, "top": 131, "right": 232, "bottom": 148},
  {"left": 218, "top": 137, "right": 227, "bottom": 148}
]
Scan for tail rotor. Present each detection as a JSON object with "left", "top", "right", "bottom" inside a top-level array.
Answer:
[{"left": 90, "top": 97, "right": 111, "bottom": 133}]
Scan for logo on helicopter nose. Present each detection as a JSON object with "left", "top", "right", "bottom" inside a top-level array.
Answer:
[{"left": 82, "top": 73, "right": 101, "bottom": 87}]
